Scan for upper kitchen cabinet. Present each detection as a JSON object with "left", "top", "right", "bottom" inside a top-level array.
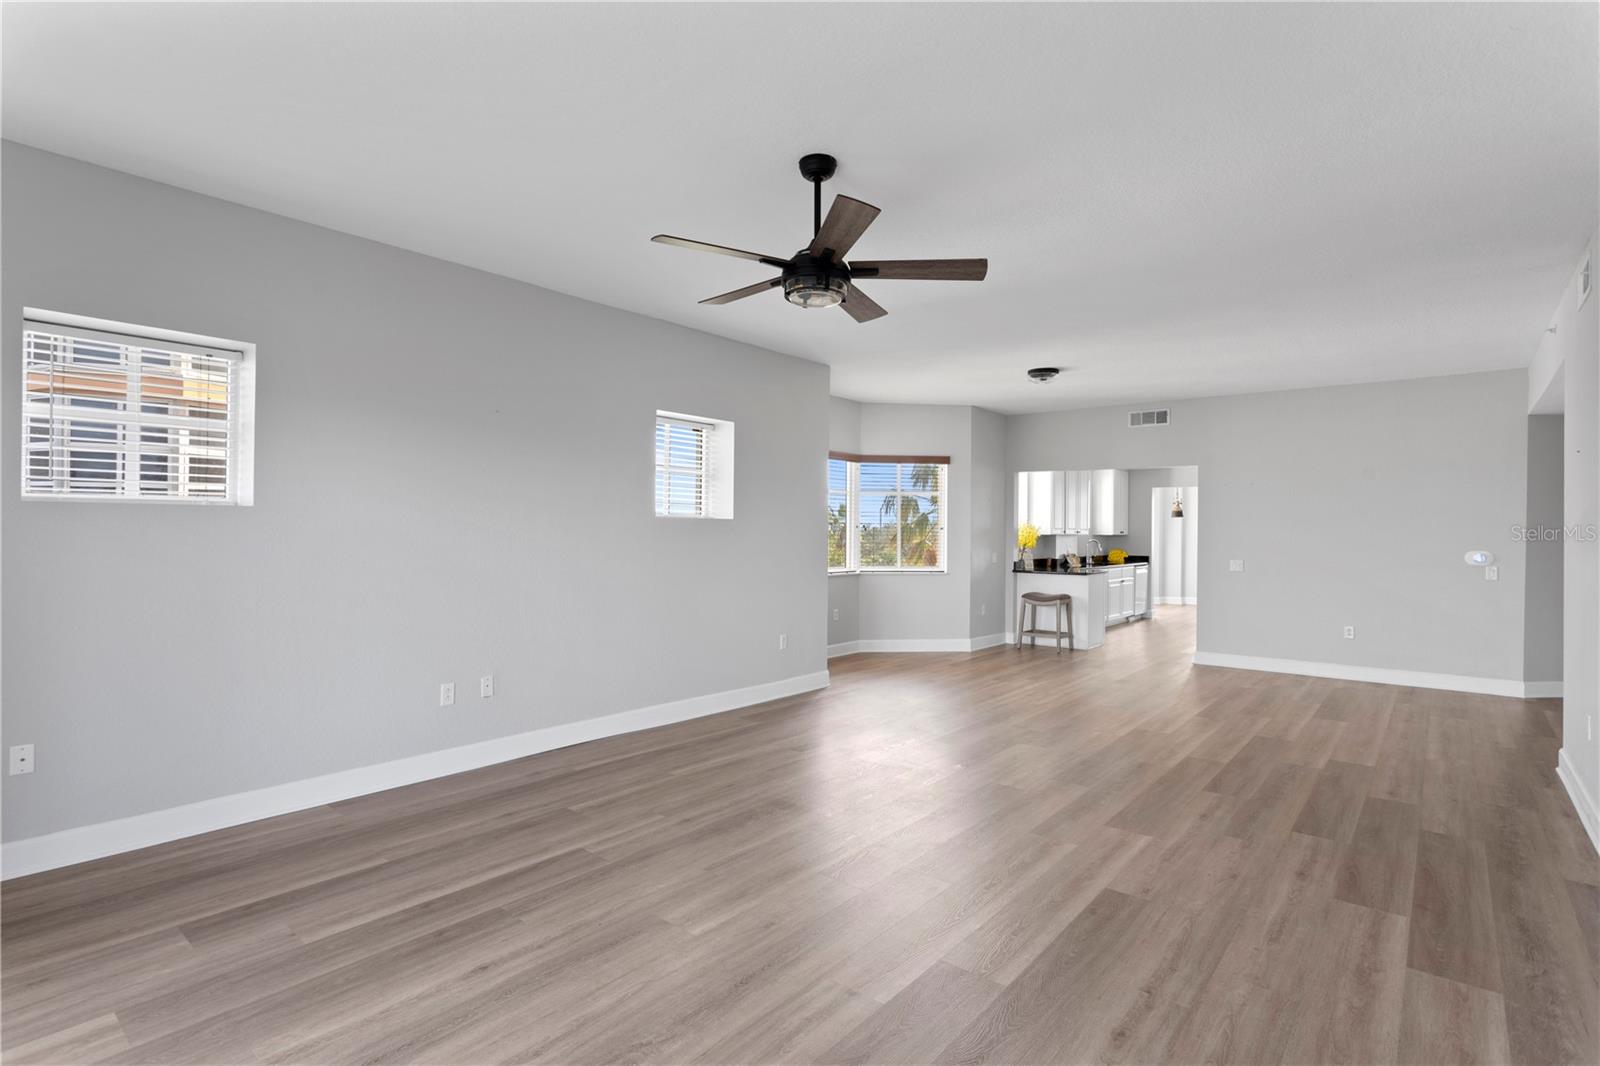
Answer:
[
  {"left": 1091, "top": 468, "right": 1129, "bottom": 535},
  {"left": 1017, "top": 470, "right": 1092, "bottom": 535},
  {"left": 1061, "top": 470, "right": 1091, "bottom": 533},
  {"left": 1016, "top": 470, "right": 1063, "bottom": 533},
  {"left": 1017, "top": 467, "right": 1094, "bottom": 531}
]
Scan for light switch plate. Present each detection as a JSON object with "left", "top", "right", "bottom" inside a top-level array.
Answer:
[
  {"left": 1485, "top": 566, "right": 1498, "bottom": 581},
  {"left": 9, "top": 744, "right": 34, "bottom": 775},
  {"left": 1229, "top": 559, "right": 1245, "bottom": 572}
]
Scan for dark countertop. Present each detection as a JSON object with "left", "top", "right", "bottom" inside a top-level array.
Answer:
[{"left": 1014, "top": 555, "right": 1149, "bottom": 575}]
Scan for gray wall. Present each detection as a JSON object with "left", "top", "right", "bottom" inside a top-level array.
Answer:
[
  {"left": 1524, "top": 415, "right": 1564, "bottom": 684},
  {"left": 1, "top": 143, "right": 830, "bottom": 842},
  {"left": 1006, "top": 370, "right": 1532, "bottom": 681}
]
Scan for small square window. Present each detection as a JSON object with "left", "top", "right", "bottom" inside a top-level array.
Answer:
[{"left": 654, "top": 410, "right": 733, "bottom": 519}]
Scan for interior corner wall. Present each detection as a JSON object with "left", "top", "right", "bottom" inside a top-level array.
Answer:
[
  {"left": 0, "top": 142, "right": 831, "bottom": 845},
  {"left": 1005, "top": 369, "right": 1532, "bottom": 685},
  {"left": 826, "top": 400, "right": 1001, "bottom": 649},
  {"left": 969, "top": 407, "right": 1008, "bottom": 641},
  {"left": 1544, "top": 232, "right": 1600, "bottom": 828},
  {"left": 856, "top": 404, "right": 974, "bottom": 643},
  {"left": 1524, "top": 415, "right": 1564, "bottom": 684}
]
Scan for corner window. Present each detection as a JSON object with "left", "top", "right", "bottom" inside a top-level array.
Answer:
[
  {"left": 827, "top": 452, "right": 947, "bottom": 573},
  {"left": 21, "top": 311, "right": 254, "bottom": 504},
  {"left": 655, "top": 410, "right": 733, "bottom": 518}
]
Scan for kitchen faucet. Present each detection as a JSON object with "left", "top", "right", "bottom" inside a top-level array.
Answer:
[{"left": 1087, "top": 538, "right": 1103, "bottom": 567}]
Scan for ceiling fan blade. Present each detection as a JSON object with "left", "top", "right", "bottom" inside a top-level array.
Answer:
[
  {"left": 700, "top": 277, "right": 783, "bottom": 305},
  {"left": 652, "top": 235, "right": 790, "bottom": 268},
  {"left": 809, "top": 195, "right": 881, "bottom": 261},
  {"left": 841, "top": 284, "right": 887, "bottom": 323},
  {"left": 848, "top": 258, "right": 988, "bottom": 281}
]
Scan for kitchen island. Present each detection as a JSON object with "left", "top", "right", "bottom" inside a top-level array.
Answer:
[{"left": 1013, "top": 563, "right": 1149, "bottom": 651}]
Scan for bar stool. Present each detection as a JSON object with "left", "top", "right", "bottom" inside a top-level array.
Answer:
[{"left": 1017, "top": 591, "right": 1074, "bottom": 654}]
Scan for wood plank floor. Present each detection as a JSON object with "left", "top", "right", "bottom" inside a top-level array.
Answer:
[{"left": 3, "top": 608, "right": 1596, "bottom": 1065}]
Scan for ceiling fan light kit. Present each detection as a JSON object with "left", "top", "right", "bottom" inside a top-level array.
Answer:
[{"left": 651, "top": 152, "right": 988, "bottom": 323}]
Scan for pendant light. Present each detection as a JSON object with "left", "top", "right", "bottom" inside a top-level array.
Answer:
[{"left": 1171, "top": 488, "right": 1185, "bottom": 518}]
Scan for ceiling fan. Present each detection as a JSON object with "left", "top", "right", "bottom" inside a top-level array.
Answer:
[{"left": 651, "top": 153, "right": 988, "bottom": 323}]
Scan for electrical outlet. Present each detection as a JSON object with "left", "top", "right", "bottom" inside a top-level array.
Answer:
[
  {"left": 480, "top": 675, "right": 493, "bottom": 698},
  {"left": 1343, "top": 626, "right": 1355, "bottom": 639},
  {"left": 778, "top": 633, "right": 787, "bottom": 651},
  {"left": 832, "top": 608, "right": 839, "bottom": 621},
  {"left": 439, "top": 682, "right": 455, "bottom": 707},
  {"left": 981, "top": 603, "right": 988, "bottom": 616},
  {"left": 1229, "top": 559, "right": 1245, "bottom": 572},
  {"left": 9, "top": 744, "right": 34, "bottom": 775},
  {"left": 1485, "top": 566, "right": 1498, "bottom": 581},
  {"left": 991, "top": 552, "right": 998, "bottom": 565}
]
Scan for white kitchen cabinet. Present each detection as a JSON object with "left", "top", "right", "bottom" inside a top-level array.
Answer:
[
  {"left": 1017, "top": 470, "right": 1069, "bottom": 534},
  {"left": 1061, "top": 470, "right": 1092, "bottom": 533},
  {"left": 1106, "top": 573, "right": 1134, "bottom": 622},
  {"left": 1091, "top": 468, "right": 1129, "bottom": 535},
  {"left": 1104, "top": 564, "right": 1150, "bottom": 625}
]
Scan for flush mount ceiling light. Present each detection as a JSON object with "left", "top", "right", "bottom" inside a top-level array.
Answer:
[
  {"left": 1027, "top": 367, "right": 1060, "bottom": 383},
  {"left": 651, "top": 153, "right": 988, "bottom": 323}
]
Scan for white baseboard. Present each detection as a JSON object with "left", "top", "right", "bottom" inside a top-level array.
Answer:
[
  {"left": 1154, "top": 596, "right": 1198, "bottom": 606},
  {"left": 1557, "top": 748, "right": 1600, "bottom": 856},
  {"left": 0, "top": 669, "right": 830, "bottom": 881},
  {"left": 831, "top": 634, "right": 1007, "bottom": 656},
  {"left": 1524, "top": 681, "right": 1564, "bottom": 699},
  {"left": 1191, "top": 651, "right": 1535, "bottom": 698}
]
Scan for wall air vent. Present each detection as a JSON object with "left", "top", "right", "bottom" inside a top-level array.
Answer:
[{"left": 1128, "top": 408, "right": 1171, "bottom": 428}]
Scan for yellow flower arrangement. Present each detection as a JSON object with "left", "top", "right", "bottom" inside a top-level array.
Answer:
[
  {"left": 1017, "top": 523, "right": 1039, "bottom": 551},
  {"left": 1108, "top": 548, "right": 1128, "bottom": 564}
]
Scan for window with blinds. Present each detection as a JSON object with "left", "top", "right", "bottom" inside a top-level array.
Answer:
[
  {"left": 827, "top": 456, "right": 854, "bottom": 571},
  {"left": 826, "top": 453, "right": 948, "bottom": 573},
  {"left": 655, "top": 415, "right": 708, "bottom": 517},
  {"left": 21, "top": 315, "right": 252, "bottom": 503}
]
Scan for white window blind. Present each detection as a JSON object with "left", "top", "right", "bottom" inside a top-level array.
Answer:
[
  {"left": 22, "top": 319, "right": 245, "bottom": 502},
  {"left": 655, "top": 415, "right": 709, "bottom": 517},
  {"left": 827, "top": 454, "right": 948, "bottom": 573}
]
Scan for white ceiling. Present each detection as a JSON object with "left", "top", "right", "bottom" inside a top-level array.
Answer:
[{"left": 3, "top": 3, "right": 1595, "bottom": 414}]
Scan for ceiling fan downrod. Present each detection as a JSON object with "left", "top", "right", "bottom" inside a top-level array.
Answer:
[{"left": 798, "top": 153, "right": 837, "bottom": 240}]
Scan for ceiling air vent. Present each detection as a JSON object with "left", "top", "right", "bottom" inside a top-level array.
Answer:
[{"left": 1128, "top": 408, "right": 1171, "bottom": 428}]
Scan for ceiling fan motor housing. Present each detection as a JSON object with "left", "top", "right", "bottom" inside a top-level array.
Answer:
[{"left": 783, "top": 250, "right": 849, "bottom": 308}]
